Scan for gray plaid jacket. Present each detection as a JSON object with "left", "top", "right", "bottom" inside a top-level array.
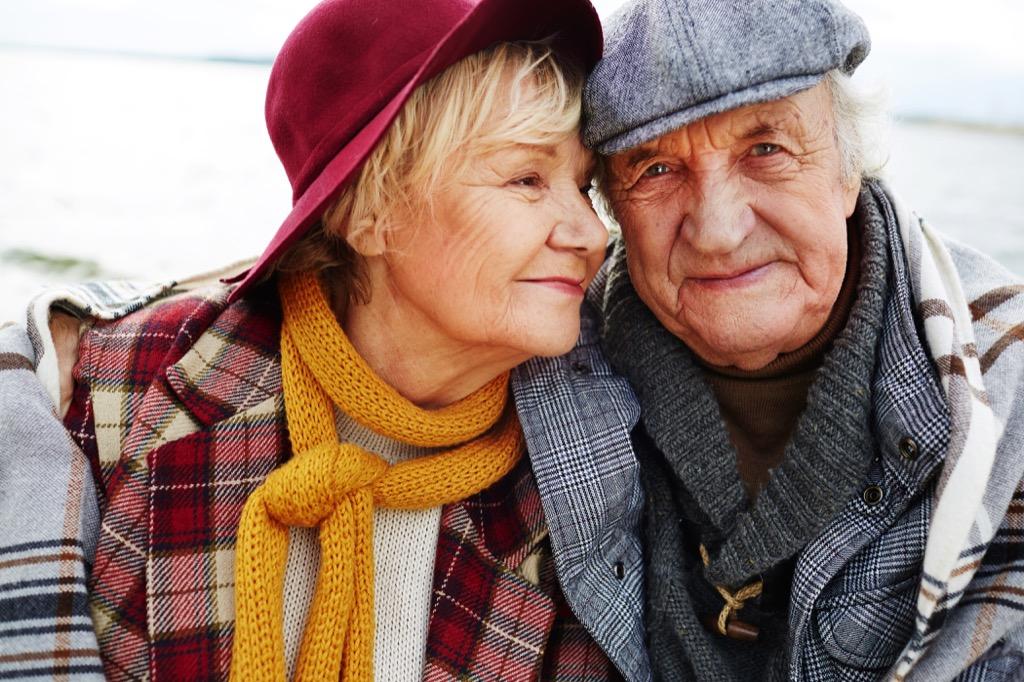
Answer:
[
  {"left": 512, "top": 210, "right": 1024, "bottom": 680},
  {"left": 512, "top": 300, "right": 649, "bottom": 682}
]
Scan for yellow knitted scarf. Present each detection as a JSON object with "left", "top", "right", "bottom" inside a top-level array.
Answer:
[{"left": 229, "top": 272, "right": 524, "bottom": 681}]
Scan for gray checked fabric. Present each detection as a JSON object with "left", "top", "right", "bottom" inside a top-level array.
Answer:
[
  {"left": 786, "top": 184, "right": 953, "bottom": 680},
  {"left": 512, "top": 299, "right": 650, "bottom": 682}
]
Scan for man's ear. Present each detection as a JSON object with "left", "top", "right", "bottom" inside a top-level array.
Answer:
[{"left": 843, "top": 176, "right": 862, "bottom": 218}]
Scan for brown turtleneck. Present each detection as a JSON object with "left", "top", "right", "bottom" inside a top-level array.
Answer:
[{"left": 698, "top": 224, "right": 862, "bottom": 499}]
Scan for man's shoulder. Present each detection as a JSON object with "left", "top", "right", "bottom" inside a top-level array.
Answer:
[
  {"left": 940, "top": 236, "right": 1024, "bottom": 369},
  {"left": 942, "top": 235, "right": 1024, "bottom": 309}
]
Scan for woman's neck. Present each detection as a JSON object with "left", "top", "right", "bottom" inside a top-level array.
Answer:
[{"left": 339, "top": 287, "right": 526, "bottom": 410}]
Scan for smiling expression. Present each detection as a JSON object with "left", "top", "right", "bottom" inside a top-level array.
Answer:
[
  {"left": 605, "top": 83, "right": 861, "bottom": 370},
  {"left": 377, "top": 132, "right": 608, "bottom": 362}
]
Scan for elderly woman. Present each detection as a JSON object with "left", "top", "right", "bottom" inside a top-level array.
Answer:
[{"left": 0, "top": 0, "right": 650, "bottom": 679}]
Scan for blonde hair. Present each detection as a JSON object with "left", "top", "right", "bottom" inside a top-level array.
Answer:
[{"left": 276, "top": 41, "right": 585, "bottom": 306}]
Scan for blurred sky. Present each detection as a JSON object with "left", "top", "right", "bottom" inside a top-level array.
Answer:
[{"left": 2, "top": 0, "right": 1023, "bottom": 128}]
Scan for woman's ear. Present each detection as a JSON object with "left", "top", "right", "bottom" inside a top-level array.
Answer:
[{"left": 346, "top": 223, "right": 388, "bottom": 257}]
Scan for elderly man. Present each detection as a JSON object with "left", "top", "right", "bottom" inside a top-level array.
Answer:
[{"left": 570, "top": 0, "right": 1024, "bottom": 679}]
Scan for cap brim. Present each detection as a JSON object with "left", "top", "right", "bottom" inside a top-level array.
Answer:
[{"left": 594, "top": 73, "right": 825, "bottom": 156}]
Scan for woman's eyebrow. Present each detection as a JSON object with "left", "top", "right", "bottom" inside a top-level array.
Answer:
[{"left": 506, "top": 143, "right": 559, "bottom": 158}]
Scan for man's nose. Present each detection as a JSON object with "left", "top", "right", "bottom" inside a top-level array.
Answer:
[{"left": 680, "top": 173, "right": 756, "bottom": 255}]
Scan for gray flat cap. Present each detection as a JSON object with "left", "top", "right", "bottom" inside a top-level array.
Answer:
[{"left": 584, "top": 0, "right": 871, "bottom": 154}]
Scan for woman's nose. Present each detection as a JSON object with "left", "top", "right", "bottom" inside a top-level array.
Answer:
[{"left": 547, "top": 188, "right": 608, "bottom": 256}]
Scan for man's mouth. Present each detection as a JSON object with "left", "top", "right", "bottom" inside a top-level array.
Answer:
[{"left": 688, "top": 263, "right": 774, "bottom": 289}]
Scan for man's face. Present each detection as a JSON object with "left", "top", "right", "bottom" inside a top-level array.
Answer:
[{"left": 605, "top": 83, "right": 861, "bottom": 370}]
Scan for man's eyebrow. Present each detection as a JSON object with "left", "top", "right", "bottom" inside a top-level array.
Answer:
[
  {"left": 739, "top": 123, "right": 785, "bottom": 140},
  {"left": 621, "top": 147, "right": 659, "bottom": 169},
  {"left": 737, "top": 113, "right": 805, "bottom": 141}
]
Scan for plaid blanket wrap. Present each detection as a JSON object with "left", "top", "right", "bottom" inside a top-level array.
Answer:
[
  {"left": 870, "top": 182, "right": 1024, "bottom": 680},
  {"left": 0, "top": 281, "right": 617, "bottom": 681}
]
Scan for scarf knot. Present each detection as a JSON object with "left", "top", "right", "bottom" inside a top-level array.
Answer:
[{"left": 262, "top": 443, "right": 387, "bottom": 527}]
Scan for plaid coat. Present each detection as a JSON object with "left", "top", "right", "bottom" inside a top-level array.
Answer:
[{"left": 3, "top": 282, "right": 619, "bottom": 681}]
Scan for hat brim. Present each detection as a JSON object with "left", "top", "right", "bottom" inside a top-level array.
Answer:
[
  {"left": 226, "top": 0, "right": 601, "bottom": 300},
  {"left": 593, "top": 73, "right": 825, "bottom": 156}
]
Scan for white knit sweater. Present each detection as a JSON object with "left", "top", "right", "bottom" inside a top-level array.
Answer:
[{"left": 281, "top": 409, "right": 445, "bottom": 681}]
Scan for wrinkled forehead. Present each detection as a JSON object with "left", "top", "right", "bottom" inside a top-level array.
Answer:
[
  {"left": 611, "top": 83, "right": 835, "bottom": 162},
  {"left": 473, "top": 138, "right": 596, "bottom": 174}
]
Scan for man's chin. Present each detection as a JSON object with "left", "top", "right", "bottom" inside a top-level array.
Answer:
[{"left": 678, "top": 315, "right": 799, "bottom": 370}]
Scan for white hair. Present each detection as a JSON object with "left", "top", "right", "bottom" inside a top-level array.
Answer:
[{"left": 823, "top": 69, "right": 890, "bottom": 185}]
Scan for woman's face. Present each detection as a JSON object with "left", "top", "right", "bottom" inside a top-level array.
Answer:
[{"left": 375, "top": 130, "right": 607, "bottom": 361}]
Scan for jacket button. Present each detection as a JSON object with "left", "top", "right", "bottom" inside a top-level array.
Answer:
[
  {"left": 571, "top": 360, "right": 591, "bottom": 375},
  {"left": 862, "top": 485, "right": 885, "bottom": 506},
  {"left": 899, "top": 437, "right": 920, "bottom": 461},
  {"left": 613, "top": 561, "right": 625, "bottom": 580}
]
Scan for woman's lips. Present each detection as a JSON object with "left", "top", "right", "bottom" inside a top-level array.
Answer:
[
  {"left": 520, "top": 276, "right": 585, "bottom": 297},
  {"left": 688, "top": 262, "right": 774, "bottom": 290}
]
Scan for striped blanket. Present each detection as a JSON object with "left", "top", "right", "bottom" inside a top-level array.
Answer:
[
  {"left": 879, "top": 185, "right": 1024, "bottom": 680},
  {"left": 0, "top": 281, "right": 174, "bottom": 680}
]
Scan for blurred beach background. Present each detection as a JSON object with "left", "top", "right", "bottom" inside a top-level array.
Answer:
[{"left": 2, "top": 0, "right": 1023, "bottom": 323}]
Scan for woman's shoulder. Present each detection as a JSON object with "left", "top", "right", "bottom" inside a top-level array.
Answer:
[
  {"left": 32, "top": 272, "right": 281, "bottom": 416},
  {"left": 75, "top": 280, "right": 281, "bottom": 385}
]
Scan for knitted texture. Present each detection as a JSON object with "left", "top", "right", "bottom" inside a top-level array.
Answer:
[{"left": 230, "top": 272, "right": 524, "bottom": 682}]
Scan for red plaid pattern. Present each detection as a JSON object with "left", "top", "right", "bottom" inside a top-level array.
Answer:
[
  {"left": 426, "top": 457, "right": 617, "bottom": 681},
  {"left": 64, "top": 285, "right": 614, "bottom": 680}
]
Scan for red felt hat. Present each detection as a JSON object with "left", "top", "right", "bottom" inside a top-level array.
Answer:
[{"left": 226, "top": 0, "right": 603, "bottom": 300}]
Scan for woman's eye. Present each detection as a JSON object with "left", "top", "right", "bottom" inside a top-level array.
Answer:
[
  {"left": 511, "top": 175, "right": 542, "bottom": 188},
  {"left": 749, "top": 143, "right": 782, "bottom": 157},
  {"left": 641, "top": 163, "right": 671, "bottom": 178}
]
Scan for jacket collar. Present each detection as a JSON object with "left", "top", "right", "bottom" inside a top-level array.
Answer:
[
  {"left": 161, "top": 289, "right": 548, "bottom": 575},
  {"left": 163, "top": 290, "right": 283, "bottom": 427}
]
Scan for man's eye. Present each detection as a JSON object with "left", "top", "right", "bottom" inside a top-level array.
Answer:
[
  {"left": 641, "top": 163, "right": 671, "bottom": 178},
  {"left": 749, "top": 143, "right": 782, "bottom": 157}
]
